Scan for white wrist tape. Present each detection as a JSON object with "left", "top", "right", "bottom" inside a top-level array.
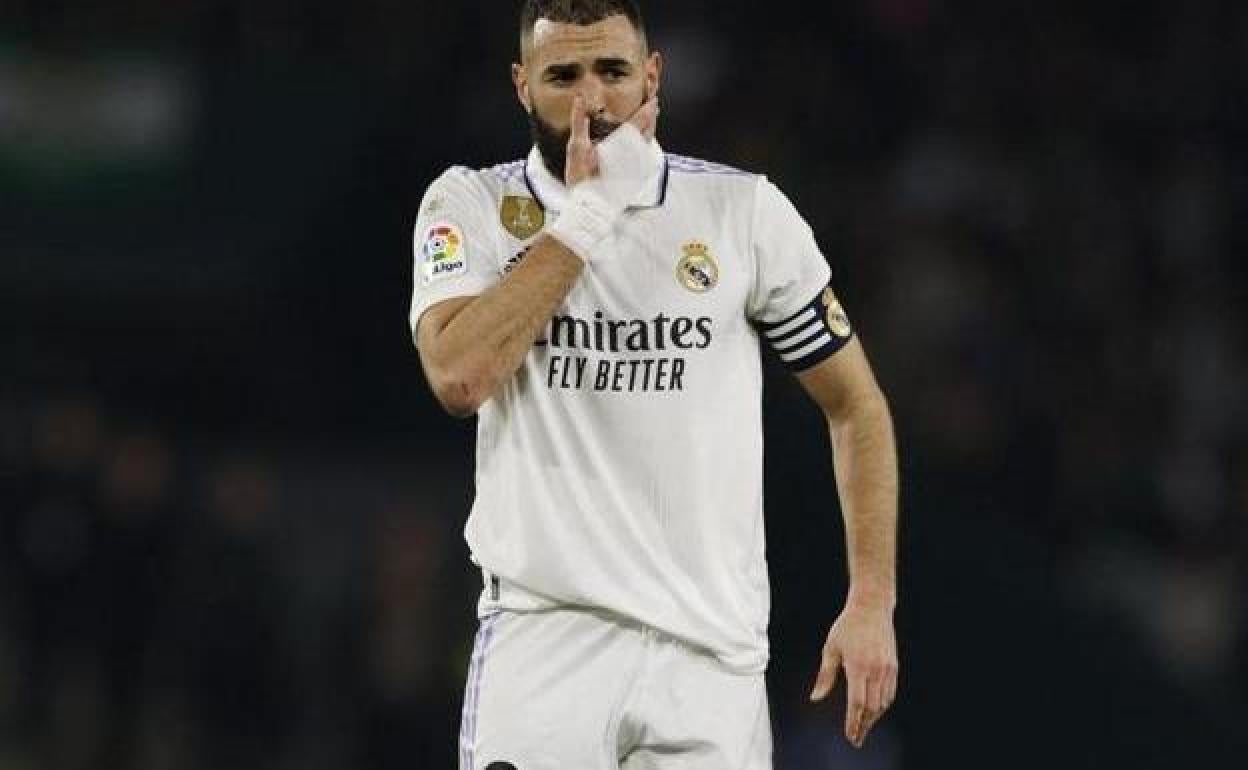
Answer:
[
  {"left": 546, "top": 123, "right": 655, "bottom": 263},
  {"left": 545, "top": 187, "right": 616, "bottom": 263}
]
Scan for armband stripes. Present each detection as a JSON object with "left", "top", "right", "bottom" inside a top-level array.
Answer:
[{"left": 757, "top": 285, "right": 854, "bottom": 372}]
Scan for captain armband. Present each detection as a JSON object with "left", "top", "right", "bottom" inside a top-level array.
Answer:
[{"left": 756, "top": 285, "right": 855, "bottom": 372}]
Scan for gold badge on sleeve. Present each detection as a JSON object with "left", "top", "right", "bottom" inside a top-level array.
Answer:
[{"left": 500, "top": 195, "right": 544, "bottom": 240}]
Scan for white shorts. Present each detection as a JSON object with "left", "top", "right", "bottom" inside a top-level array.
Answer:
[{"left": 458, "top": 606, "right": 772, "bottom": 770}]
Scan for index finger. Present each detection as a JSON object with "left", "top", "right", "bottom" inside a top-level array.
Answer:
[
  {"left": 845, "top": 667, "right": 867, "bottom": 748},
  {"left": 569, "top": 94, "right": 591, "bottom": 144}
]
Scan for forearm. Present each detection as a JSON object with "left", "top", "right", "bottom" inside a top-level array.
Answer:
[
  {"left": 421, "top": 104, "right": 659, "bottom": 416},
  {"left": 829, "top": 390, "right": 899, "bottom": 610},
  {"left": 431, "top": 235, "right": 583, "bottom": 406}
]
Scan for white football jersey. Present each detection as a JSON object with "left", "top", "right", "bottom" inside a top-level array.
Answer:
[{"left": 410, "top": 143, "right": 853, "bottom": 674}]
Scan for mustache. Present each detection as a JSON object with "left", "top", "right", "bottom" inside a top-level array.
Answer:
[
  {"left": 587, "top": 115, "right": 621, "bottom": 141},
  {"left": 529, "top": 107, "right": 624, "bottom": 181}
]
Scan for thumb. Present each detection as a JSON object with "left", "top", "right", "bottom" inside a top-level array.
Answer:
[
  {"left": 628, "top": 96, "right": 659, "bottom": 141},
  {"left": 809, "top": 649, "right": 841, "bottom": 702}
]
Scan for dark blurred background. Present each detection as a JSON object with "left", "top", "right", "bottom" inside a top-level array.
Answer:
[{"left": 3, "top": 1, "right": 1246, "bottom": 768}]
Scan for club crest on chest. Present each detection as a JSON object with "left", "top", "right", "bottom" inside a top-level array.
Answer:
[{"left": 676, "top": 240, "right": 719, "bottom": 293}]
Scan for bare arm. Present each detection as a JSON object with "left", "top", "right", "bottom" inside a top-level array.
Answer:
[
  {"left": 417, "top": 239, "right": 583, "bottom": 417},
  {"left": 799, "top": 337, "right": 898, "bottom": 609},
  {"left": 799, "top": 337, "right": 900, "bottom": 748},
  {"left": 417, "top": 95, "right": 659, "bottom": 417}
]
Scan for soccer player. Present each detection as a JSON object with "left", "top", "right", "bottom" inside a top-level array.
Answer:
[{"left": 410, "top": 1, "right": 899, "bottom": 768}]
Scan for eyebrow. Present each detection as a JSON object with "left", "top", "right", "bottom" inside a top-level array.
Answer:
[
  {"left": 594, "top": 57, "right": 633, "bottom": 70},
  {"left": 542, "top": 57, "right": 634, "bottom": 76}
]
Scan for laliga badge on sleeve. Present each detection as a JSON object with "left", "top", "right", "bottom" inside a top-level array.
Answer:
[
  {"left": 420, "top": 222, "right": 467, "bottom": 285},
  {"left": 500, "top": 195, "right": 544, "bottom": 240}
]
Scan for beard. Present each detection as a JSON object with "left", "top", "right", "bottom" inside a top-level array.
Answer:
[{"left": 528, "top": 106, "right": 621, "bottom": 184}]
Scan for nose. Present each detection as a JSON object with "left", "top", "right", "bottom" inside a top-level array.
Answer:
[{"left": 575, "top": 78, "right": 607, "bottom": 116}]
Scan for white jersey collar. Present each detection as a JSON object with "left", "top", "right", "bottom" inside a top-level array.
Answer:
[{"left": 523, "top": 139, "right": 669, "bottom": 213}]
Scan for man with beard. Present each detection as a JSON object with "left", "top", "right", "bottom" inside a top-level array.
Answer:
[{"left": 409, "top": 2, "right": 899, "bottom": 768}]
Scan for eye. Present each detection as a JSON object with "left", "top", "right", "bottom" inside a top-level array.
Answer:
[{"left": 544, "top": 68, "right": 579, "bottom": 85}]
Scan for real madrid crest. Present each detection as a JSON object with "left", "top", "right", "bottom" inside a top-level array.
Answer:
[
  {"left": 500, "top": 195, "right": 544, "bottom": 240},
  {"left": 822, "top": 287, "right": 852, "bottom": 338},
  {"left": 676, "top": 240, "right": 719, "bottom": 293}
]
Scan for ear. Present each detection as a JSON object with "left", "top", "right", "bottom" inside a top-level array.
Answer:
[
  {"left": 512, "top": 62, "right": 532, "bottom": 113},
  {"left": 645, "top": 51, "right": 663, "bottom": 101}
]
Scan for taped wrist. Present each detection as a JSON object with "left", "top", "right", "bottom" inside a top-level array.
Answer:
[
  {"left": 545, "top": 124, "right": 654, "bottom": 263},
  {"left": 545, "top": 187, "right": 616, "bottom": 263}
]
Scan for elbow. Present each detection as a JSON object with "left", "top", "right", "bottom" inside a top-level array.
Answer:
[
  {"left": 437, "top": 385, "right": 485, "bottom": 419},
  {"left": 430, "top": 367, "right": 494, "bottom": 418},
  {"left": 416, "top": 305, "right": 498, "bottom": 417}
]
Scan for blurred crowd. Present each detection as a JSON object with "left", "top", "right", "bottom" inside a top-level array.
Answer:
[
  {"left": 837, "top": 1, "right": 1248, "bottom": 694},
  {"left": 3, "top": 0, "right": 1247, "bottom": 768},
  {"left": 0, "top": 393, "right": 475, "bottom": 770}
]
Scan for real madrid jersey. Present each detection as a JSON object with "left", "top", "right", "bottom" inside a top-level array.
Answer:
[{"left": 409, "top": 143, "right": 853, "bottom": 674}]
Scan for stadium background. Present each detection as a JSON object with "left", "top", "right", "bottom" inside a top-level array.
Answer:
[{"left": 3, "top": 1, "right": 1246, "bottom": 768}]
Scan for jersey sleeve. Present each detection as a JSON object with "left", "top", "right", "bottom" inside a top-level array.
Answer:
[
  {"left": 746, "top": 177, "right": 854, "bottom": 372},
  {"left": 408, "top": 167, "right": 502, "bottom": 346}
]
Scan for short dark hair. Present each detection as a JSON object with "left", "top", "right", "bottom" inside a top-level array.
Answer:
[{"left": 519, "top": 0, "right": 647, "bottom": 56}]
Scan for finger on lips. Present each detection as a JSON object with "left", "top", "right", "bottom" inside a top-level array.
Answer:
[{"left": 570, "top": 95, "right": 590, "bottom": 141}]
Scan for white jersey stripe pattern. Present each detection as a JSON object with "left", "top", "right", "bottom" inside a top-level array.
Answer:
[{"left": 459, "top": 613, "right": 502, "bottom": 770}]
